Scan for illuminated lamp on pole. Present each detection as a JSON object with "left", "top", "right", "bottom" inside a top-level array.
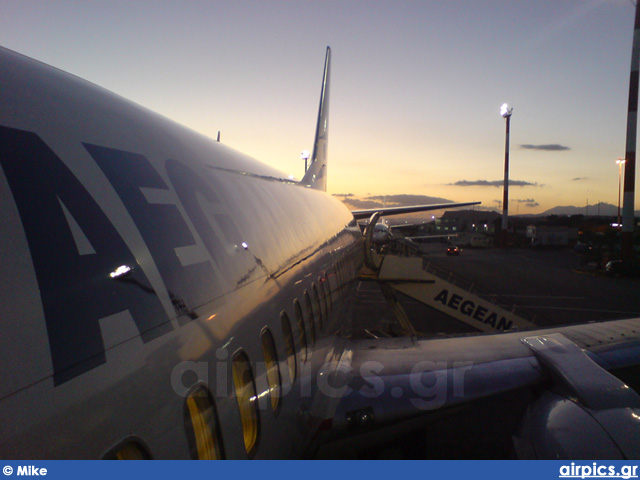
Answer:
[
  {"left": 500, "top": 103, "right": 513, "bottom": 248},
  {"left": 301, "top": 150, "right": 310, "bottom": 173},
  {"left": 617, "top": 157, "right": 626, "bottom": 228}
]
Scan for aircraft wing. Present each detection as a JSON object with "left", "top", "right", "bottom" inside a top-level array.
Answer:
[
  {"left": 351, "top": 202, "right": 481, "bottom": 220},
  {"left": 309, "top": 317, "right": 640, "bottom": 459}
]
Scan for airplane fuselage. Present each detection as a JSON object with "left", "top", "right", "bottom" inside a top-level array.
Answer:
[{"left": 0, "top": 47, "right": 363, "bottom": 458}]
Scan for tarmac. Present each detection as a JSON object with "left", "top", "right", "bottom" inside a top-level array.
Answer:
[{"left": 351, "top": 243, "right": 640, "bottom": 338}]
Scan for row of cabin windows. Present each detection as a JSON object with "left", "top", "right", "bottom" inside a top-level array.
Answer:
[{"left": 107, "top": 261, "right": 351, "bottom": 460}]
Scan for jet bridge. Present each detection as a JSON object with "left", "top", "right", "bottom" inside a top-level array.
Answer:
[
  {"left": 362, "top": 251, "right": 537, "bottom": 334},
  {"left": 360, "top": 213, "right": 537, "bottom": 334}
]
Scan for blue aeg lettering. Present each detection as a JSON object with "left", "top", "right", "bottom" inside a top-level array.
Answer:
[
  {"left": 1, "top": 128, "right": 253, "bottom": 384},
  {"left": 0, "top": 126, "right": 171, "bottom": 385},
  {"left": 165, "top": 159, "right": 256, "bottom": 286},
  {"left": 85, "top": 144, "right": 222, "bottom": 321}
]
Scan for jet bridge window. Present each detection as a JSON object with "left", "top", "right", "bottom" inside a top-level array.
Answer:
[
  {"left": 293, "top": 299, "right": 309, "bottom": 359},
  {"left": 281, "top": 312, "right": 297, "bottom": 383},
  {"left": 232, "top": 350, "right": 260, "bottom": 457},
  {"left": 184, "top": 386, "right": 224, "bottom": 460},
  {"left": 261, "top": 328, "right": 281, "bottom": 413}
]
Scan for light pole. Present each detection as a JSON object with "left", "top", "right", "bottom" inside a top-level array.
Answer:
[
  {"left": 301, "top": 150, "right": 310, "bottom": 173},
  {"left": 617, "top": 157, "right": 626, "bottom": 228},
  {"left": 621, "top": 1, "right": 640, "bottom": 259},
  {"left": 500, "top": 103, "right": 513, "bottom": 248}
]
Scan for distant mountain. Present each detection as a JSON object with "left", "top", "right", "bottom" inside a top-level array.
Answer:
[{"left": 539, "top": 202, "right": 640, "bottom": 217}]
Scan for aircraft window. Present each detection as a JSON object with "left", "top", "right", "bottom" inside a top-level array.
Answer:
[
  {"left": 260, "top": 328, "right": 281, "bottom": 413},
  {"left": 313, "top": 283, "right": 324, "bottom": 329},
  {"left": 232, "top": 350, "right": 260, "bottom": 457},
  {"left": 342, "top": 258, "right": 349, "bottom": 288},
  {"left": 104, "top": 439, "right": 151, "bottom": 460},
  {"left": 322, "top": 275, "right": 332, "bottom": 312},
  {"left": 317, "top": 277, "right": 328, "bottom": 318},
  {"left": 337, "top": 259, "right": 344, "bottom": 294},
  {"left": 303, "top": 291, "right": 317, "bottom": 344},
  {"left": 293, "top": 299, "right": 308, "bottom": 359},
  {"left": 306, "top": 288, "right": 319, "bottom": 328},
  {"left": 184, "top": 386, "right": 224, "bottom": 460},
  {"left": 281, "top": 312, "right": 297, "bottom": 383}
]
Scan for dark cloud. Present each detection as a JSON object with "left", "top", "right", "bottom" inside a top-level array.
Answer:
[
  {"left": 365, "top": 194, "right": 453, "bottom": 206},
  {"left": 452, "top": 180, "right": 503, "bottom": 187},
  {"left": 332, "top": 193, "right": 354, "bottom": 197},
  {"left": 451, "top": 179, "right": 539, "bottom": 187},
  {"left": 572, "top": 177, "right": 588, "bottom": 181},
  {"left": 520, "top": 144, "right": 570, "bottom": 151},
  {"left": 341, "top": 198, "right": 384, "bottom": 209},
  {"left": 507, "top": 180, "right": 539, "bottom": 187},
  {"left": 514, "top": 198, "right": 540, "bottom": 208}
]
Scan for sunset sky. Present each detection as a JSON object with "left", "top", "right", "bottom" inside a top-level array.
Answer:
[{"left": 1, "top": 0, "right": 637, "bottom": 214}]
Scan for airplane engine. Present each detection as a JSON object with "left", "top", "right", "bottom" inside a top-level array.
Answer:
[
  {"left": 515, "top": 333, "right": 640, "bottom": 459},
  {"left": 515, "top": 390, "right": 640, "bottom": 459}
]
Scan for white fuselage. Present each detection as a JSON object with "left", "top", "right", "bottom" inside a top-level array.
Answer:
[{"left": 0, "top": 47, "right": 363, "bottom": 459}]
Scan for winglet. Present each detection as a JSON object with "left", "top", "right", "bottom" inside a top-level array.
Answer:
[{"left": 301, "top": 47, "right": 331, "bottom": 191}]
